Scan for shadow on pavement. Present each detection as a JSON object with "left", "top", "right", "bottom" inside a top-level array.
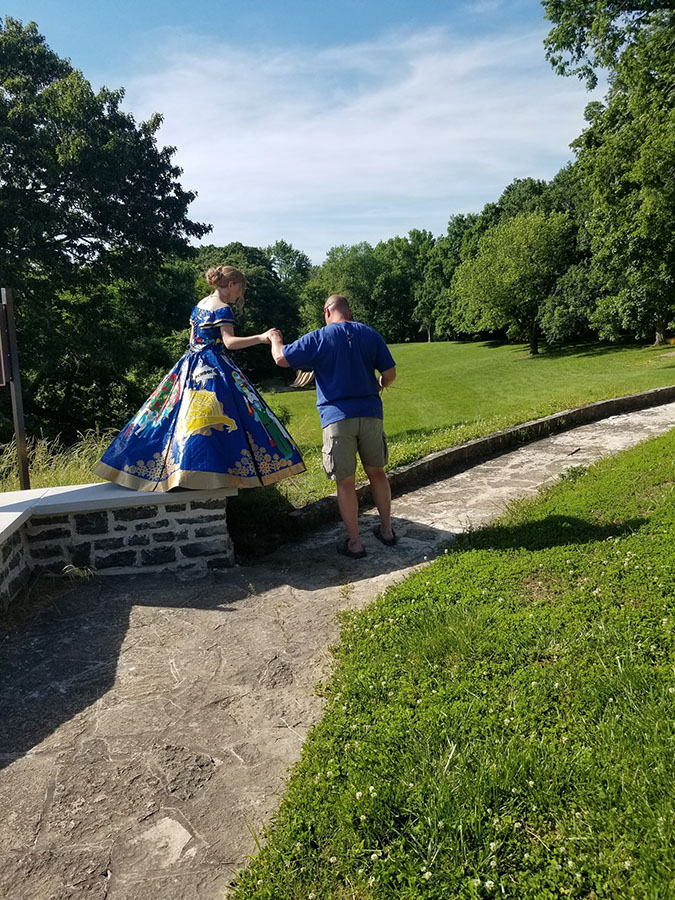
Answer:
[{"left": 0, "top": 514, "right": 455, "bottom": 769}]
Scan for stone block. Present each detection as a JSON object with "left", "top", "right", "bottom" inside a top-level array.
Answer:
[
  {"left": 135, "top": 519, "right": 170, "bottom": 531},
  {"left": 70, "top": 542, "right": 92, "bottom": 567},
  {"left": 93, "top": 537, "right": 125, "bottom": 550},
  {"left": 128, "top": 534, "right": 150, "bottom": 546},
  {"left": 141, "top": 546, "right": 177, "bottom": 566},
  {"left": 180, "top": 540, "right": 226, "bottom": 558},
  {"left": 152, "top": 530, "right": 188, "bottom": 543},
  {"left": 2, "top": 533, "right": 21, "bottom": 563},
  {"left": 113, "top": 507, "right": 157, "bottom": 522},
  {"left": 30, "top": 544, "right": 64, "bottom": 560},
  {"left": 30, "top": 514, "right": 68, "bottom": 526},
  {"left": 26, "top": 526, "right": 72, "bottom": 541},
  {"left": 194, "top": 524, "right": 226, "bottom": 538},
  {"left": 190, "top": 499, "right": 227, "bottom": 511},
  {"left": 95, "top": 550, "right": 137, "bottom": 569},
  {"left": 165, "top": 503, "right": 187, "bottom": 512},
  {"left": 175, "top": 513, "right": 225, "bottom": 526},
  {"left": 75, "top": 512, "right": 109, "bottom": 535}
]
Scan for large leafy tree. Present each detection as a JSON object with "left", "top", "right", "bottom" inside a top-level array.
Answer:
[
  {"left": 0, "top": 18, "right": 208, "bottom": 287},
  {"left": 543, "top": 0, "right": 670, "bottom": 88},
  {"left": 546, "top": 6, "right": 675, "bottom": 343},
  {"left": 195, "top": 243, "right": 301, "bottom": 379},
  {"left": 452, "top": 212, "right": 576, "bottom": 355},
  {"left": 0, "top": 18, "right": 210, "bottom": 439}
]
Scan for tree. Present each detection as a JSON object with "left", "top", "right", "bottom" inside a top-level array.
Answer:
[
  {"left": 0, "top": 18, "right": 209, "bottom": 288},
  {"left": 265, "top": 240, "right": 312, "bottom": 291},
  {"left": 0, "top": 18, "right": 210, "bottom": 439},
  {"left": 452, "top": 212, "right": 576, "bottom": 355},
  {"left": 543, "top": 1, "right": 671, "bottom": 88},
  {"left": 570, "top": 21, "right": 675, "bottom": 343},
  {"left": 195, "top": 243, "right": 301, "bottom": 379},
  {"left": 300, "top": 243, "right": 381, "bottom": 333}
]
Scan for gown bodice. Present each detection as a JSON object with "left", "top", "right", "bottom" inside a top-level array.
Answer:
[{"left": 190, "top": 304, "right": 235, "bottom": 350}]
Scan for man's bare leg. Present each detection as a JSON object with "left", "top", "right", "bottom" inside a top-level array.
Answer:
[
  {"left": 335, "top": 475, "right": 364, "bottom": 554},
  {"left": 363, "top": 465, "right": 394, "bottom": 541}
]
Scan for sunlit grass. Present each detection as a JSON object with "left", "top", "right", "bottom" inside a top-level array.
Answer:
[
  {"left": 232, "top": 430, "right": 675, "bottom": 899},
  {"left": 0, "top": 432, "right": 113, "bottom": 493}
]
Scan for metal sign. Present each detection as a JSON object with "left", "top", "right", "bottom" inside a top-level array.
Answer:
[{"left": 1, "top": 288, "right": 31, "bottom": 489}]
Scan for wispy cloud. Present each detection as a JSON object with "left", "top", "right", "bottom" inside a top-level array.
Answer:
[{"left": 123, "top": 26, "right": 599, "bottom": 262}]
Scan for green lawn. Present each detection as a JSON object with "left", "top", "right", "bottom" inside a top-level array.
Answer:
[
  {"left": 232, "top": 429, "right": 675, "bottom": 899},
  {"left": 1, "top": 340, "right": 673, "bottom": 504},
  {"left": 262, "top": 340, "right": 675, "bottom": 508}
]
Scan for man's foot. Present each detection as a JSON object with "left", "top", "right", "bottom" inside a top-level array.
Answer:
[
  {"left": 337, "top": 538, "right": 366, "bottom": 559},
  {"left": 373, "top": 524, "right": 397, "bottom": 546}
]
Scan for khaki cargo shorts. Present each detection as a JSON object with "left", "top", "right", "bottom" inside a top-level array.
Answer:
[{"left": 322, "top": 417, "right": 389, "bottom": 482}]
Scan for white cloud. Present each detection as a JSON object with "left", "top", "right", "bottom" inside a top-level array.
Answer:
[{"left": 123, "top": 26, "right": 600, "bottom": 262}]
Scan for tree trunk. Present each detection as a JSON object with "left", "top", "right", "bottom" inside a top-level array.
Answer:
[
  {"left": 654, "top": 325, "right": 665, "bottom": 346},
  {"left": 426, "top": 327, "right": 432, "bottom": 343},
  {"left": 528, "top": 325, "right": 539, "bottom": 356}
]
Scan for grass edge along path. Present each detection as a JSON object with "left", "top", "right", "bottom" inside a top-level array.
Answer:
[{"left": 232, "top": 429, "right": 675, "bottom": 899}]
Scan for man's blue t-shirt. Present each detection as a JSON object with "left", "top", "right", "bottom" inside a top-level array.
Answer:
[{"left": 283, "top": 322, "right": 396, "bottom": 427}]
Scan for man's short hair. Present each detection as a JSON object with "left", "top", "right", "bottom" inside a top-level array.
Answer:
[{"left": 324, "top": 294, "right": 350, "bottom": 314}]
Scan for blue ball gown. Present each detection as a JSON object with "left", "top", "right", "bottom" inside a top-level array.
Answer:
[{"left": 94, "top": 304, "right": 306, "bottom": 491}]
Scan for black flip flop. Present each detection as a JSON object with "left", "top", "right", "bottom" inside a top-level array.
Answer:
[
  {"left": 373, "top": 524, "right": 397, "bottom": 546},
  {"left": 337, "top": 539, "right": 367, "bottom": 559}
]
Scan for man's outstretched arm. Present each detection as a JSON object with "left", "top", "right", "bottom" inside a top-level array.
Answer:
[{"left": 270, "top": 331, "right": 290, "bottom": 368}]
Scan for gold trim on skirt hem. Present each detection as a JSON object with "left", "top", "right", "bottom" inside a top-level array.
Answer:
[{"left": 93, "top": 460, "right": 306, "bottom": 492}]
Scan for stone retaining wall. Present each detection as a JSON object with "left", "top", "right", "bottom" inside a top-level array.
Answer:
[
  {"left": 23, "top": 497, "right": 234, "bottom": 578},
  {"left": 1, "top": 529, "right": 32, "bottom": 609}
]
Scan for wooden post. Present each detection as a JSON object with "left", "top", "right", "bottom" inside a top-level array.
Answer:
[{"left": 1, "top": 288, "right": 30, "bottom": 490}]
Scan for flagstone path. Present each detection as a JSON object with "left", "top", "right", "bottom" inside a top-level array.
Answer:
[{"left": 1, "top": 401, "right": 673, "bottom": 900}]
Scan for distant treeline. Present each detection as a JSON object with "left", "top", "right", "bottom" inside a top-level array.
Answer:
[{"left": 1, "top": 4, "right": 673, "bottom": 440}]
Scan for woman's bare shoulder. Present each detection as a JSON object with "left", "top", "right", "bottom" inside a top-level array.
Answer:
[{"left": 197, "top": 295, "right": 231, "bottom": 312}]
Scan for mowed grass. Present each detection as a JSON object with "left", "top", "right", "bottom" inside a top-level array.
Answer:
[
  {"left": 262, "top": 340, "right": 675, "bottom": 507},
  {"left": 0, "top": 340, "right": 672, "bottom": 501},
  {"left": 231, "top": 429, "right": 675, "bottom": 899}
]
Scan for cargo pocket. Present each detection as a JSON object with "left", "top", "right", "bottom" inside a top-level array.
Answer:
[{"left": 322, "top": 436, "right": 336, "bottom": 480}]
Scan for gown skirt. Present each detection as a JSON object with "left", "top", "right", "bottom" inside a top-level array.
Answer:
[{"left": 95, "top": 309, "right": 306, "bottom": 492}]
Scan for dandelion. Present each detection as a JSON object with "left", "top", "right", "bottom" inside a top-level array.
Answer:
[
  {"left": 490, "top": 841, "right": 497, "bottom": 851},
  {"left": 368, "top": 876, "right": 375, "bottom": 886},
  {"left": 330, "top": 856, "right": 337, "bottom": 863},
  {"left": 424, "top": 871, "right": 432, "bottom": 880},
  {"left": 369, "top": 785, "right": 375, "bottom": 793},
  {"left": 438, "top": 820, "right": 445, "bottom": 829},
  {"left": 371, "top": 852, "right": 379, "bottom": 860},
  {"left": 623, "top": 859, "right": 632, "bottom": 870},
  {"left": 356, "top": 791, "right": 363, "bottom": 799},
  {"left": 296, "top": 842, "right": 302, "bottom": 851},
  {"left": 309, "top": 894, "right": 316, "bottom": 899},
  {"left": 528, "top": 780, "right": 535, "bottom": 787},
  {"left": 485, "top": 880, "right": 495, "bottom": 891},
  {"left": 360, "top": 815, "right": 366, "bottom": 821}
]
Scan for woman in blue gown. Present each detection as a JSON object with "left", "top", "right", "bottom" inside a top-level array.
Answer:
[{"left": 95, "top": 265, "right": 306, "bottom": 491}]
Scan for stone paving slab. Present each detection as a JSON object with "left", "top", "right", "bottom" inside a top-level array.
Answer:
[{"left": 1, "top": 402, "right": 673, "bottom": 900}]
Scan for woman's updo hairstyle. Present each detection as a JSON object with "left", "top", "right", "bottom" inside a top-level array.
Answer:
[{"left": 205, "top": 265, "right": 247, "bottom": 310}]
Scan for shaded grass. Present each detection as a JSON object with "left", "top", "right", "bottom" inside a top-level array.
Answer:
[{"left": 231, "top": 429, "right": 675, "bottom": 898}]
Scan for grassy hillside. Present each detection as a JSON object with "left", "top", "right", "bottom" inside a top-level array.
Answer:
[
  {"left": 232, "top": 428, "right": 675, "bottom": 899},
  {"left": 1, "top": 340, "right": 672, "bottom": 503},
  {"left": 264, "top": 340, "right": 675, "bottom": 449}
]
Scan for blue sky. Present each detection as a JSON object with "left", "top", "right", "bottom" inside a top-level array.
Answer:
[{"left": 6, "top": 1, "right": 600, "bottom": 262}]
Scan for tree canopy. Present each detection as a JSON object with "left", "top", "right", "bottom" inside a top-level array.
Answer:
[{"left": 0, "top": 17, "right": 209, "bottom": 290}]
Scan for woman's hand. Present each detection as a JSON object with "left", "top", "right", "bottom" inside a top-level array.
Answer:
[{"left": 261, "top": 328, "right": 283, "bottom": 344}]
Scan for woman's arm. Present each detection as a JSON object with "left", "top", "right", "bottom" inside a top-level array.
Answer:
[{"left": 219, "top": 324, "right": 276, "bottom": 350}]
